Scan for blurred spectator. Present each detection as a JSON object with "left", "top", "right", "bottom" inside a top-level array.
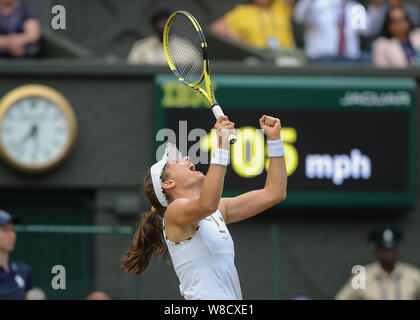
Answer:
[
  {"left": 336, "top": 226, "right": 420, "bottom": 300},
  {"left": 210, "top": 0, "right": 295, "bottom": 50},
  {"left": 127, "top": 7, "right": 171, "bottom": 65},
  {"left": 0, "top": 0, "right": 41, "bottom": 58},
  {"left": 372, "top": 6, "right": 420, "bottom": 67},
  {"left": 294, "top": 0, "right": 368, "bottom": 62},
  {"left": 0, "top": 210, "right": 33, "bottom": 300},
  {"left": 366, "top": 0, "right": 420, "bottom": 43},
  {"left": 26, "top": 287, "right": 46, "bottom": 300},
  {"left": 86, "top": 291, "right": 111, "bottom": 300}
]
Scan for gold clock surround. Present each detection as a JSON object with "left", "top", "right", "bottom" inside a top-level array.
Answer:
[{"left": 0, "top": 84, "right": 77, "bottom": 173}]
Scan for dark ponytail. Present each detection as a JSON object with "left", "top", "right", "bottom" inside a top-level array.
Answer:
[{"left": 122, "top": 170, "right": 171, "bottom": 275}]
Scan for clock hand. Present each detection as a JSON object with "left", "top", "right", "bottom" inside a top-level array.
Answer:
[
  {"left": 20, "top": 124, "right": 37, "bottom": 144},
  {"left": 20, "top": 130, "right": 32, "bottom": 145},
  {"left": 30, "top": 124, "right": 37, "bottom": 138},
  {"left": 32, "top": 124, "right": 38, "bottom": 138},
  {"left": 31, "top": 124, "right": 40, "bottom": 159},
  {"left": 12, "top": 126, "right": 32, "bottom": 153},
  {"left": 14, "top": 124, "right": 37, "bottom": 155}
]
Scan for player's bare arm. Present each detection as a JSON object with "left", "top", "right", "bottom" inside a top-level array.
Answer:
[
  {"left": 219, "top": 115, "right": 287, "bottom": 224},
  {"left": 164, "top": 115, "right": 235, "bottom": 240}
]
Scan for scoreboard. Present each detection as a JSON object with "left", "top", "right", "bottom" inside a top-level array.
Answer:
[{"left": 155, "top": 75, "right": 416, "bottom": 208}]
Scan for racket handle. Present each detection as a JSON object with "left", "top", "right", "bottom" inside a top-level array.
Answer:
[
  {"left": 228, "top": 134, "right": 237, "bottom": 144},
  {"left": 211, "top": 104, "right": 237, "bottom": 144},
  {"left": 212, "top": 104, "right": 224, "bottom": 119}
]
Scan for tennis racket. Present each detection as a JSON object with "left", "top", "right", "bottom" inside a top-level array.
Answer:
[{"left": 163, "top": 10, "right": 237, "bottom": 144}]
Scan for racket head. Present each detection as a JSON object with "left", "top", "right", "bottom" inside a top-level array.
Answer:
[{"left": 163, "top": 11, "right": 214, "bottom": 103}]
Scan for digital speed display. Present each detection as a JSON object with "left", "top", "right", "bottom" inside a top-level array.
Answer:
[{"left": 155, "top": 75, "right": 416, "bottom": 208}]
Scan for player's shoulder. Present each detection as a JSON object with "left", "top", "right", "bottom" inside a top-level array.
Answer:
[
  {"left": 164, "top": 198, "right": 189, "bottom": 219},
  {"left": 168, "top": 197, "right": 189, "bottom": 208}
]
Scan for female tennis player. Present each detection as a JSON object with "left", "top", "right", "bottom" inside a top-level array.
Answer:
[{"left": 122, "top": 115, "right": 287, "bottom": 300}]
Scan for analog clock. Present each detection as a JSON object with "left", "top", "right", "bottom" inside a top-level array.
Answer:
[{"left": 0, "top": 85, "right": 77, "bottom": 173}]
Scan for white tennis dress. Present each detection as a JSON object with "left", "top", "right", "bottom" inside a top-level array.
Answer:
[{"left": 163, "top": 209, "right": 242, "bottom": 300}]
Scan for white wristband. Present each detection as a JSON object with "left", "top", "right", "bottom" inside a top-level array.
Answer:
[
  {"left": 211, "top": 148, "right": 230, "bottom": 166},
  {"left": 268, "top": 139, "right": 285, "bottom": 157}
]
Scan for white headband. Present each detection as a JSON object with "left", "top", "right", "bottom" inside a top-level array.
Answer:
[{"left": 150, "top": 143, "right": 183, "bottom": 207}]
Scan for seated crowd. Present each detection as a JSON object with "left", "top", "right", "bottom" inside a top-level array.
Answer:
[
  {"left": 210, "top": 0, "right": 420, "bottom": 67},
  {"left": 0, "top": 0, "right": 40, "bottom": 58},
  {"left": 1, "top": 0, "right": 419, "bottom": 68},
  {"left": 128, "top": 0, "right": 420, "bottom": 68}
]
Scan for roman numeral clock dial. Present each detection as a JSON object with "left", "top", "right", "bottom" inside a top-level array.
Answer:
[{"left": 0, "top": 85, "right": 77, "bottom": 173}]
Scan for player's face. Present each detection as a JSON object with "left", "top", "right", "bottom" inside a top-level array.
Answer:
[
  {"left": 0, "top": 223, "right": 16, "bottom": 253},
  {"left": 164, "top": 156, "right": 205, "bottom": 188}
]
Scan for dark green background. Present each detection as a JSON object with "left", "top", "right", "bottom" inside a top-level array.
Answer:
[
  {"left": 2, "top": 191, "right": 93, "bottom": 299},
  {"left": 156, "top": 75, "right": 416, "bottom": 207}
]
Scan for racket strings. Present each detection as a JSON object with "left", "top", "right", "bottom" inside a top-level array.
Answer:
[
  {"left": 167, "top": 14, "right": 204, "bottom": 85},
  {"left": 169, "top": 23, "right": 202, "bottom": 82}
]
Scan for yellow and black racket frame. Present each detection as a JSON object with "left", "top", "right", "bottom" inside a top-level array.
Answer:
[
  {"left": 163, "top": 10, "right": 217, "bottom": 107},
  {"left": 163, "top": 10, "right": 237, "bottom": 144}
]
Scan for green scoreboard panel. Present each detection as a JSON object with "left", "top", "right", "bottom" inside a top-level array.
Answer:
[{"left": 155, "top": 75, "right": 416, "bottom": 208}]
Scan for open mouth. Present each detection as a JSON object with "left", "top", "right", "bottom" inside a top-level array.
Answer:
[{"left": 188, "top": 163, "right": 203, "bottom": 175}]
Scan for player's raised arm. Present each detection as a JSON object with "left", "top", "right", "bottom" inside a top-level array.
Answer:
[
  {"left": 220, "top": 115, "right": 287, "bottom": 224},
  {"left": 165, "top": 116, "right": 236, "bottom": 226}
]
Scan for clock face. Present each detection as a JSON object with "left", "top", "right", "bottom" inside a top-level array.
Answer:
[
  {"left": 0, "top": 97, "right": 71, "bottom": 169},
  {"left": 0, "top": 85, "right": 77, "bottom": 173}
]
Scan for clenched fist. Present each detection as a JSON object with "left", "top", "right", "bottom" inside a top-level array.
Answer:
[
  {"left": 214, "top": 115, "right": 235, "bottom": 150},
  {"left": 259, "top": 115, "right": 281, "bottom": 141}
]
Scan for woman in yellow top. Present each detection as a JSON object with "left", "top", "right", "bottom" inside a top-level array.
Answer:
[{"left": 210, "top": 0, "right": 295, "bottom": 50}]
